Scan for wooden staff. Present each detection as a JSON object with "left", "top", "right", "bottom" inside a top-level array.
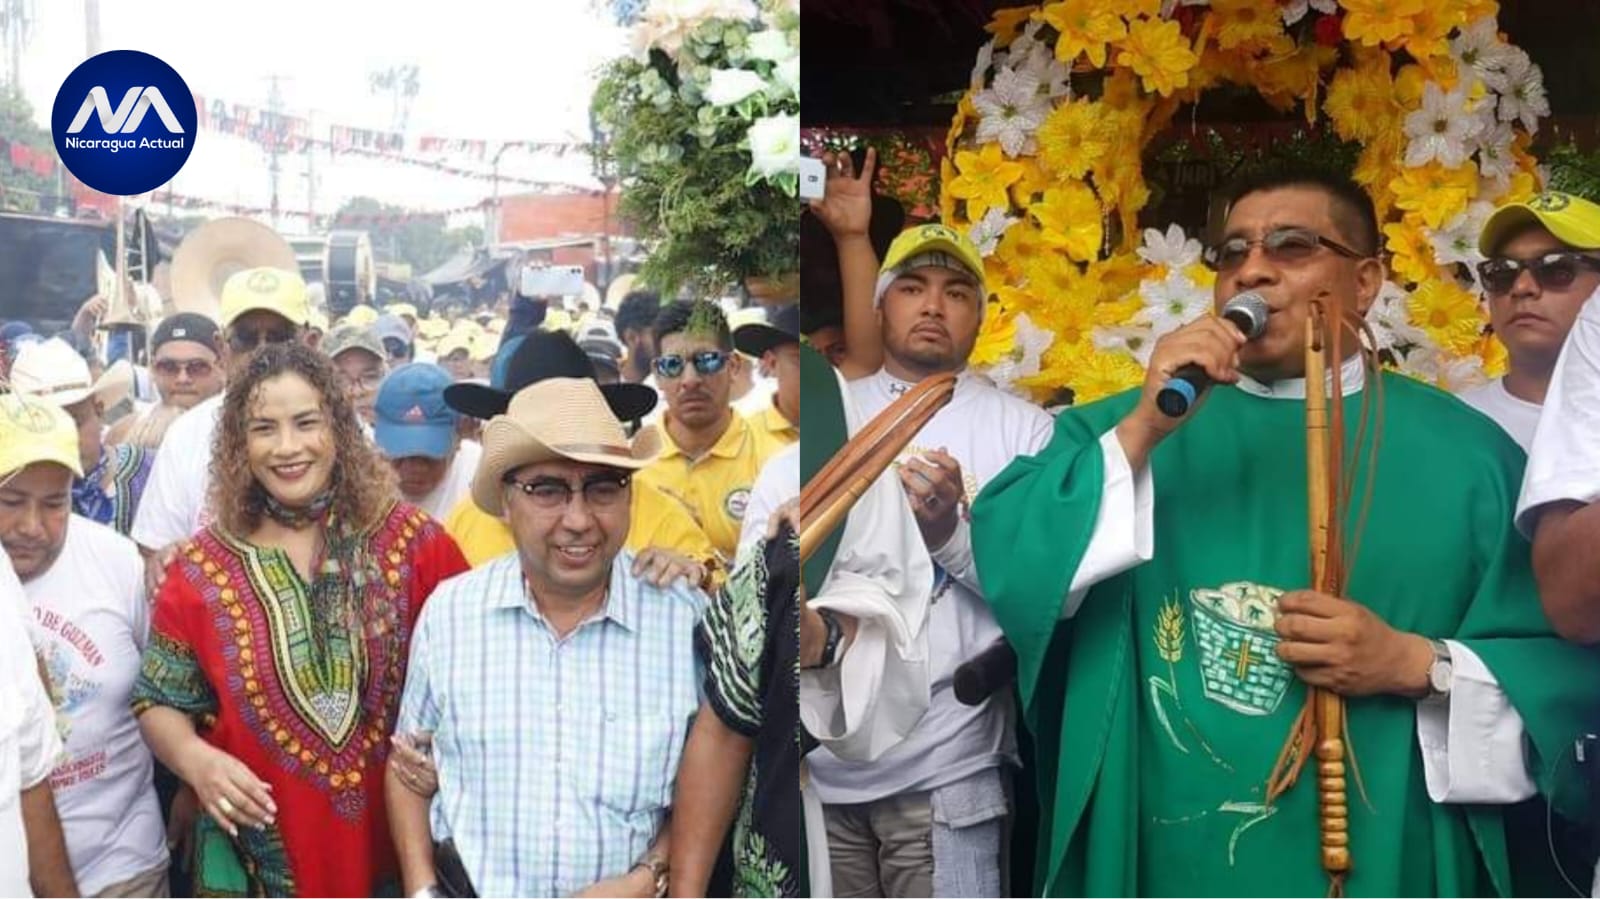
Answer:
[
  {"left": 799, "top": 372, "right": 957, "bottom": 563},
  {"left": 1304, "top": 302, "right": 1351, "bottom": 893}
]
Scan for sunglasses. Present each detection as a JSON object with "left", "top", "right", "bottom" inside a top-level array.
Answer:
[
  {"left": 653, "top": 350, "right": 729, "bottom": 379},
  {"left": 228, "top": 327, "right": 296, "bottom": 353},
  {"left": 153, "top": 358, "right": 215, "bottom": 378},
  {"left": 1203, "top": 226, "right": 1365, "bottom": 273},
  {"left": 1477, "top": 252, "right": 1600, "bottom": 296},
  {"left": 504, "top": 472, "right": 631, "bottom": 511}
]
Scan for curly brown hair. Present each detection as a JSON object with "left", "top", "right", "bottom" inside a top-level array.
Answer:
[{"left": 208, "top": 342, "right": 395, "bottom": 538}]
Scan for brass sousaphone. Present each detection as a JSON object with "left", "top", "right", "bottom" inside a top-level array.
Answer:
[{"left": 168, "top": 216, "right": 299, "bottom": 321}]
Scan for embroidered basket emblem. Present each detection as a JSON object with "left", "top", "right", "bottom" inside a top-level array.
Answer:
[{"left": 1189, "top": 581, "right": 1292, "bottom": 717}]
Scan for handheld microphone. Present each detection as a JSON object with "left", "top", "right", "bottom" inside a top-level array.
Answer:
[{"left": 1155, "top": 291, "right": 1270, "bottom": 418}]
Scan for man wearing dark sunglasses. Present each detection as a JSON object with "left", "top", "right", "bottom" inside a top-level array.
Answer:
[
  {"left": 131, "top": 267, "right": 318, "bottom": 594},
  {"left": 974, "top": 169, "right": 1599, "bottom": 897},
  {"left": 636, "top": 300, "right": 789, "bottom": 562},
  {"left": 1459, "top": 191, "right": 1600, "bottom": 452},
  {"left": 104, "top": 313, "right": 225, "bottom": 449}
]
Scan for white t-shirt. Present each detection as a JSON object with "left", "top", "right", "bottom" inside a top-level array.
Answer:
[
  {"left": 409, "top": 440, "right": 483, "bottom": 521},
  {"left": 739, "top": 443, "right": 798, "bottom": 554},
  {"left": 21, "top": 517, "right": 166, "bottom": 894},
  {"left": 806, "top": 369, "right": 1054, "bottom": 804},
  {"left": 1457, "top": 378, "right": 1541, "bottom": 453},
  {"left": 0, "top": 551, "right": 65, "bottom": 898},
  {"left": 131, "top": 392, "right": 222, "bottom": 550},
  {"left": 1517, "top": 284, "right": 1600, "bottom": 538}
]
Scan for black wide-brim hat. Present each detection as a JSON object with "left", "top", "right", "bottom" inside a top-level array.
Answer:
[
  {"left": 733, "top": 303, "right": 801, "bottom": 358},
  {"left": 444, "top": 329, "right": 657, "bottom": 422}
]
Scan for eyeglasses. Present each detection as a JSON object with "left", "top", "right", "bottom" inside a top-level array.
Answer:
[
  {"left": 335, "top": 371, "right": 385, "bottom": 393},
  {"left": 653, "top": 350, "right": 729, "bottom": 379},
  {"left": 153, "top": 358, "right": 215, "bottom": 379},
  {"left": 504, "top": 473, "right": 631, "bottom": 511},
  {"left": 228, "top": 327, "right": 296, "bottom": 353},
  {"left": 1203, "top": 226, "right": 1365, "bottom": 273},
  {"left": 1477, "top": 252, "right": 1600, "bottom": 296}
]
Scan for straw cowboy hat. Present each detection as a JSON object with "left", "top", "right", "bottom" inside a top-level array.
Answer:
[
  {"left": 472, "top": 377, "right": 658, "bottom": 516},
  {"left": 10, "top": 337, "right": 134, "bottom": 411}
]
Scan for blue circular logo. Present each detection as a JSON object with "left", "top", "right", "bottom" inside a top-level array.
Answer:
[{"left": 51, "top": 50, "right": 196, "bottom": 196}]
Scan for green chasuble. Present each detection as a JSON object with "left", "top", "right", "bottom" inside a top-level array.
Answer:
[{"left": 971, "top": 371, "right": 1600, "bottom": 897}]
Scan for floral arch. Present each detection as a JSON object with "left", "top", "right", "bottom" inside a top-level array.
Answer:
[{"left": 941, "top": 0, "right": 1548, "bottom": 405}]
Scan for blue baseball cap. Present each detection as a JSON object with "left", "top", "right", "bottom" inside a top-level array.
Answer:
[{"left": 373, "top": 363, "right": 458, "bottom": 460}]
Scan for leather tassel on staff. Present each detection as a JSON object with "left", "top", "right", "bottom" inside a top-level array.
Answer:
[{"left": 799, "top": 372, "right": 957, "bottom": 563}]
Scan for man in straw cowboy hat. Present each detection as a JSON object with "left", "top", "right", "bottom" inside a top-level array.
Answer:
[
  {"left": 9, "top": 336, "right": 148, "bottom": 537},
  {"left": 388, "top": 377, "right": 703, "bottom": 899},
  {"left": 131, "top": 265, "right": 316, "bottom": 581}
]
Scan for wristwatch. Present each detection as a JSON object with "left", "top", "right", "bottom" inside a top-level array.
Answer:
[
  {"left": 633, "top": 851, "right": 669, "bottom": 898},
  {"left": 409, "top": 885, "right": 444, "bottom": 899},
  {"left": 804, "top": 608, "right": 844, "bottom": 670},
  {"left": 1423, "top": 638, "right": 1453, "bottom": 701}
]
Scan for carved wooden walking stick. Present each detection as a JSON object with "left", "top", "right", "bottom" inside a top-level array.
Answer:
[{"left": 799, "top": 372, "right": 957, "bottom": 563}]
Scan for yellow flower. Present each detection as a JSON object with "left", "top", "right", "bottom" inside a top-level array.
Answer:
[
  {"left": 1325, "top": 63, "right": 1396, "bottom": 142},
  {"left": 1382, "top": 220, "right": 1440, "bottom": 286},
  {"left": 1033, "top": 184, "right": 1105, "bottom": 263},
  {"left": 1115, "top": 19, "right": 1198, "bottom": 97},
  {"left": 1010, "top": 157, "right": 1054, "bottom": 208},
  {"left": 1039, "top": 0, "right": 1127, "bottom": 68},
  {"left": 948, "top": 144, "right": 1025, "bottom": 222},
  {"left": 1341, "top": 0, "right": 1425, "bottom": 47},
  {"left": 986, "top": 6, "right": 1040, "bottom": 47},
  {"left": 1036, "top": 99, "right": 1110, "bottom": 179},
  {"left": 1253, "top": 44, "right": 1338, "bottom": 121},
  {"left": 1102, "top": 69, "right": 1144, "bottom": 109},
  {"left": 1480, "top": 332, "right": 1508, "bottom": 379},
  {"left": 1392, "top": 162, "right": 1477, "bottom": 229},
  {"left": 1403, "top": 2, "right": 1470, "bottom": 63},
  {"left": 1070, "top": 347, "right": 1147, "bottom": 403},
  {"left": 1503, "top": 168, "right": 1540, "bottom": 205},
  {"left": 948, "top": 95, "right": 977, "bottom": 153},
  {"left": 1354, "top": 130, "right": 1404, "bottom": 218},
  {"left": 1459, "top": 0, "right": 1499, "bottom": 21},
  {"left": 1211, "top": 0, "right": 1285, "bottom": 51},
  {"left": 969, "top": 305, "right": 1020, "bottom": 367},
  {"left": 1408, "top": 278, "right": 1485, "bottom": 352},
  {"left": 939, "top": 156, "right": 961, "bottom": 225},
  {"left": 1394, "top": 64, "right": 1429, "bottom": 108},
  {"left": 994, "top": 222, "right": 1048, "bottom": 283}
]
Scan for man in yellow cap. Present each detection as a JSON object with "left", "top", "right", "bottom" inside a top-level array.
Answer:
[
  {"left": 808, "top": 223, "right": 1055, "bottom": 898},
  {"left": 1509, "top": 192, "right": 1600, "bottom": 650},
  {"left": 0, "top": 393, "right": 171, "bottom": 896},
  {"left": 131, "top": 266, "right": 317, "bottom": 583},
  {"left": 1461, "top": 191, "right": 1600, "bottom": 451}
]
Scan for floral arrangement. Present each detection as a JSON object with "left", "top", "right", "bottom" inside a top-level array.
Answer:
[
  {"left": 592, "top": 0, "right": 800, "bottom": 295},
  {"left": 944, "top": 0, "right": 1547, "bottom": 404}
]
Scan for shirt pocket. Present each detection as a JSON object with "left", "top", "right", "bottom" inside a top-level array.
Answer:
[{"left": 587, "top": 710, "right": 682, "bottom": 819}]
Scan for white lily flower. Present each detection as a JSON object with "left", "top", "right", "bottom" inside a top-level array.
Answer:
[
  {"left": 705, "top": 68, "right": 769, "bottom": 106},
  {"left": 746, "top": 113, "right": 799, "bottom": 178},
  {"left": 969, "top": 207, "right": 1018, "bottom": 255},
  {"left": 1489, "top": 51, "right": 1550, "bottom": 134},
  {"left": 1135, "top": 223, "right": 1203, "bottom": 269},
  {"left": 1403, "top": 84, "right": 1481, "bottom": 168},
  {"left": 972, "top": 65, "right": 1050, "bottom": 157},
  {"left": 1136, "top": 271, "right": 1211, "bottom": 338}
]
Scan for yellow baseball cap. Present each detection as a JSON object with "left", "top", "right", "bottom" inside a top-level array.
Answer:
[
  {"left": 417, "top": 317, "right": 450, "bottom": 341},
  {"left": 469, "top": 332, "right": 498, "bottom": 362},
  {"left": 385, "top": 302, "right": 419, "bottom": 320},
  {"left": 877, "top": 223, "right": 987, "bottom": 300},
  {"left": 219, "top": 267, "right": 312, "bottom": 329},
  {"left": 344, "top": 304, "right": 380, "bottom": 328},
  {"left": 437, "top": 332, "right": 474, "bottom": 360},
  {"left": 0, "top": 394, "right": 83, "bottom": 479},
  {"left": 1479, "top": 191, "right": 1600, "bottom": 256}
]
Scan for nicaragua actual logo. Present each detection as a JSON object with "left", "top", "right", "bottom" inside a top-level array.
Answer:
[{"left": 51, "top": 50, "right": 197, "bottom": 196}]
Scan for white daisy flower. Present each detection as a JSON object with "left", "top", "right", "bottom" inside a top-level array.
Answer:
[
  {"left": 984, "top": 312, "right": 1055, "bottom": 394},
  {"left": 972, "top": 65, "right": 1050, "bottom": 157},
  {"left": 1135, "top": 223, "right": 1203, "bottom": 269},
  {"left": 1489, "top": 51, "right": 1550, "bottom": 135},
  {"left": 968, "top": 206, "right": 1019, "bottom": 256},
  {"left": 1427, "top": 201, "right": 1493, "bottom": 273},
  {"left": 1403, "top": 84, "right": 1481, "bottom": 168},
  {"left": 1473, "top": 119, "right": 1518, "bottom": 184},
  {"left": 1449, "top": 18, "right": 1513, "bottom": 82},
  {"left": 1365, "top": 281, "right": 1428, "bottom": 353},
  {"left": 1016, "top": 44, "right": 1073, "bottom": 99},
  {"left": 1092, "top": 325, "right": 1157, "bottom": 367}
]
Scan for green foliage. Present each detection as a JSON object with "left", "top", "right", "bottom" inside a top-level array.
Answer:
[
  {"left": 0, "top": 90, "right": 58, "bottom": 214},
  {"left": 331, "top": 196, "right": 483, "bottom": 274},
  {"left": 1543, "top": 143, "right": 1600, "bottom": 204},
  {"left": 592, "top": 11, "right": 798, "bottom": 297}
]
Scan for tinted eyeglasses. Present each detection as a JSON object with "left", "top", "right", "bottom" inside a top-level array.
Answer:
[
  {"left": 1477, "top": 252, "right": 1600, "bottom": 296},
  {"left": 153, "top": 358, "right": 215, "bottom": 379},
  {"left": 228, "top": 327, "right": 296, "bottom": 353},
  {"left": 1203, "top": 226, "right": 1365, "bottom": 273},
  {"left": 653, "top": 350, "right": 729, "bottom": 379},
  {"left": 504, "top": 472, "right": 631, "bottom": 511},
  {"left": 335, "top": 370, "right": 385, "bottom": 393}
]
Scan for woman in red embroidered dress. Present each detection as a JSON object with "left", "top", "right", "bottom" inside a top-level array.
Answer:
[{"left": 132, "top": 343, "right": 468, "bottom": 896}]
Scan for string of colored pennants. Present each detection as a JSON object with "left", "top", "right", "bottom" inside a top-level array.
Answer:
[
  {"left": 192, "top": 94, "right": 586, "bottom": 161},
  {"left": 149, "top": 190, "right": 499, "bottom": 223}
]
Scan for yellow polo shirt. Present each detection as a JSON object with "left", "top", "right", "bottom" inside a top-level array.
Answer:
[
  {"left": 442, "top": 480, "right": 717, "bottom": 569},
  {"left": 748, "top": 398, "right": 798, "bottom": 447},
  {"left": 635, "top": 412, "right": 789, "bottom": 561}
]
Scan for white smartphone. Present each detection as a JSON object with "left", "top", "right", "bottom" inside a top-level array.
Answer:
[
  {"left": 520, "top": 264, "right": 586, "bottom": 298},
  {"left": 799, "top": 156, "right": 826, "bottom": 201}
]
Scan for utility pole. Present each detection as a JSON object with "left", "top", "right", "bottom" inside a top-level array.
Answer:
[
  {"left": 265, "top": 74, "right": 286, "bottom": 229},
  {"left": 2, "top": 0, "right": 33, "bottom": 93},
  {"left": 84, "top": 0, "right": 99, "bottom": 56}
]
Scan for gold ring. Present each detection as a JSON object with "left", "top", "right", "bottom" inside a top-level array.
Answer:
[{"left": 218, "top": 796, "right": 234, "bottom": 815}]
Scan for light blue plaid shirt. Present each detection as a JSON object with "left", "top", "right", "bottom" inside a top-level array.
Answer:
[{"left": 396, "top": 550, "right": 706, "bottom": 897}]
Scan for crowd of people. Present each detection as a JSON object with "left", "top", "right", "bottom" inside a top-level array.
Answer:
[{"left": 0, "top": 246, "right": 809, "bottom": 896}]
